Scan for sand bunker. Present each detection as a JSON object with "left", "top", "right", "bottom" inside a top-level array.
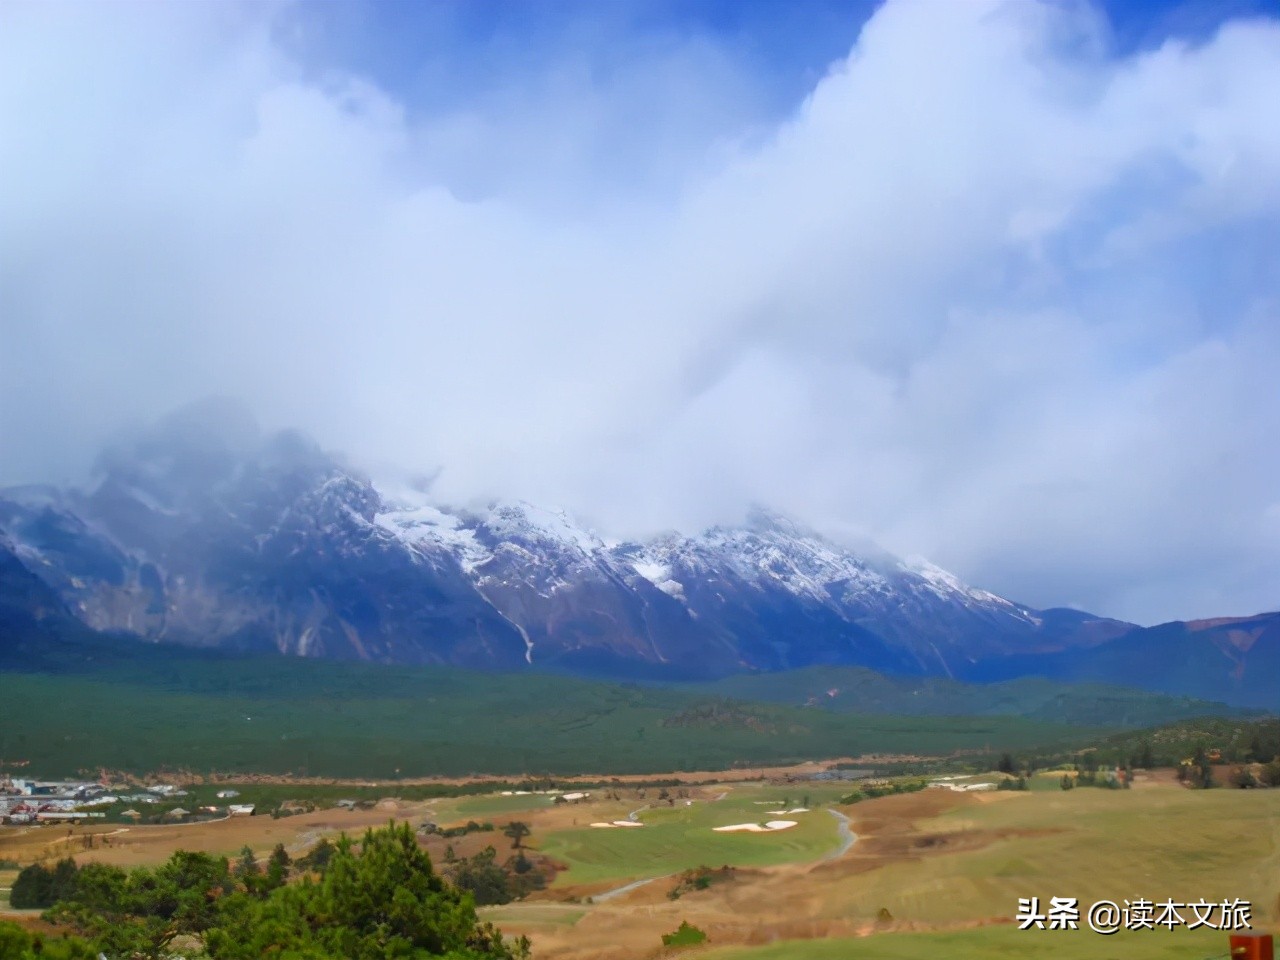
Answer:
[
  {"left": 589, "top": 820, "right": 646, "bottom": 828},
  {"left": 767, "top": 808, "right": 809, "bottom": 814},
  {"left": 712, "top": 820, "right": 798, "bottom": 833}
]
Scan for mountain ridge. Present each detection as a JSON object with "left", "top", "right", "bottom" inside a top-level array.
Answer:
[{"left": 1, "top": 405, "right": 1274, "bottom": 705}]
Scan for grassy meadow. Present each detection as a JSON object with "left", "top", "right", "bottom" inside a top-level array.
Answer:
[
  {"left": 459, "top": 775, "right": 1279, "bottom": 960},
  {"left": 539, "top": 783, "right": 853, "bottom": 886}
]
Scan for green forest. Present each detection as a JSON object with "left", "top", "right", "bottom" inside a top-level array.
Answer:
[
  {"left": 0, "top": 662, "right": 1104, "bottom": 778},
  {"left": 0, "top": 823, "right": 527, "bottom": 960}
]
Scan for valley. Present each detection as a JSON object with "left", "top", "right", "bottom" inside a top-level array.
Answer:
[
  {"left": 5, "top": 0, "right": 1280, "bottom": 956},
  {"left": 3, "top": 763, "right": 1276, "bottom": 960}
]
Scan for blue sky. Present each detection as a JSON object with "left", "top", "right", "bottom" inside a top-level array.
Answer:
[
  {"left": 2, "top": 0, "right": 1279, "bottom": 624},
  {"left": 295, "top": 0, "right": 1276, "bottom": 114}
]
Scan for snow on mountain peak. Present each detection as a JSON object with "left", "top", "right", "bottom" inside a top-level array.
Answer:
[
  {"left": 903, "top": 555, "right": 1014, "bottom": 606},
  {"left": 480, "top": 500, "right": 605, "bottom": 554},
  {"left": 372, "top": 484, "right": 491, "bottom": 571},
  {"left": 373, "top": 482, "right": 1018, "bottom": 622}
]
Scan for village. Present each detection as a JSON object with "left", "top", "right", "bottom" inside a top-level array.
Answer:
[{"left": 0, "top": 776, "right": 255, "bottom": 825}]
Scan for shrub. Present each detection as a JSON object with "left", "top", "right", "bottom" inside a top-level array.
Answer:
[
  {"left": 661, "top": 921, "right": 707, "bottom": 948},
  {"left": 9, "top": 859, "right": 79, "bottom": 910}
]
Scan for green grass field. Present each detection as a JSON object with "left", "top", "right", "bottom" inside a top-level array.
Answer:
[
  {"left": 452, "top": 793, "right": 561, "bottom": 817},
  {"left": 477, "top": 903, "right": 586, "bottom": 928},
  {"left": 538, "top": 784, "right": 853, "bottom": 886}
]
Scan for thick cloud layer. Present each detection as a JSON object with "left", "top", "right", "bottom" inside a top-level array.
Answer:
[{"left": 2, "top": 0, "right": 1278, "bottom": 624}]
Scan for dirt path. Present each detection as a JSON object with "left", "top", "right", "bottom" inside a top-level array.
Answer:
[
  {"left": 824, "top": 808, "right": 858, "bottom": 860},
  {"left": 592, "top": 874, "right": 673, "bottom": 903}
]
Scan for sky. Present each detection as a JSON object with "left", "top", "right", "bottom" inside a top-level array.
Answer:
[{"left": 1, "top": 0, "right": 1279, "bottom": 626}]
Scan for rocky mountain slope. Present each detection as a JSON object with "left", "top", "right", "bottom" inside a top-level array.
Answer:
[{"left": 2, "top": 402, "right": 1257, "bottom": 698}]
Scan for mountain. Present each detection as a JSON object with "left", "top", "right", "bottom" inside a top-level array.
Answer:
[
  {"left": 0, "top": 401, "right": 1237, "bottom": 693},
  {"left": 0, "top": 530, "right": 86, "bottom": 665},
  {"left": 970, "top": 612, "right": 1280, "bottom": 709}
]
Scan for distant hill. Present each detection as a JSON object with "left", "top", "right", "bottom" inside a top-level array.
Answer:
[{"left": 967, "top": 612, "right": 1280, "bottom": 709}]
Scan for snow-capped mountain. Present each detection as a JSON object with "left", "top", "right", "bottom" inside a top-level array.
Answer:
[{"left": 0, "top": 403, "right": 1132, "bottom": 680}]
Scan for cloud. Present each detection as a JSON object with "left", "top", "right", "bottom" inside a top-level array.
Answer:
[{"left": 1, "top": 0, "right": 1278, "bottom": 624}]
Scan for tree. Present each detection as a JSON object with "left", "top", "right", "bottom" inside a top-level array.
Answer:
[
  {"left": 1138, "top": 741, "right": 1154, "bottom": 769},
  {"left": 233, "top": 846, "right": 258, "bottom": 879},
  {"left": 997, "top": 753, "right": 1016, "bottom": 775},
  {"left": 509, "top": 853, "right": 533, "bottom": 875},
  {"left": 9, "top": 863, "right": 53, "bottom": 910},
  {"left": 46, "top": 853, "right": 231, "bottom": 959},
  {"left": 205, "top": 822, "right": 526, "bottom": 958},
  {"left": 502, "top": 821, "right": 531, "bottom": 850},
  {"left": 1060, "top": 774, "right": 1074, "bottom": 791},
  {"left": 297, "top": 837, "right": 335, "bottom": 874},
  {"left": 446, "top": 846, "right": 512, "bottom": 907},
  {"left": 9, "top": 859, "right": 85, "bottom": 910},
  {"left": 263, "top": 843, "right": 291, "bottom": 892},
  {"left": 0, "top": 919, "right": 95, "bottom": 960},
  {"left": 1198, "top": 762, "right": 1214, "bottom": 790}
]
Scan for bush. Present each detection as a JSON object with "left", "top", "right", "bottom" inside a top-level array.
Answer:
[
  {"left": 1230, "top": 768, "right": 1259, "bottom": 789},
  {"left": 661, "top": 921, "right": 707, "bottom": 948},
  {"left": 9, "top": 859, "right": 79, "bottom": 910},
  {"left": 668, "top": 866, "right": 732, "bottom": 900},
  {"left": 447, "top": 846, "right": 513, "bottom": 905},
  {"left": 840, "top": 779, "right": 926, "bottom": 805},
  {"left": 0, "top": 920, "right": 95, "bottom": 960}
]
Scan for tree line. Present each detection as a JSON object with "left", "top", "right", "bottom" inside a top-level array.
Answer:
[{"left": 0, "top": 822, "right": 529, "bottom": 960}]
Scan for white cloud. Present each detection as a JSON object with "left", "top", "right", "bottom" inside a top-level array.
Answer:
[{"left": 1, "top": 0, "right": 1278, "bottom": 624}]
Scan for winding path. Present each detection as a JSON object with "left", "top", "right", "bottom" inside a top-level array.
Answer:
[
  {"left": 824, "top": 808, "right": 858, "bottom": 860},
  {"left": 592, "top": 874, "right": 671, "bottom": 903}
]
